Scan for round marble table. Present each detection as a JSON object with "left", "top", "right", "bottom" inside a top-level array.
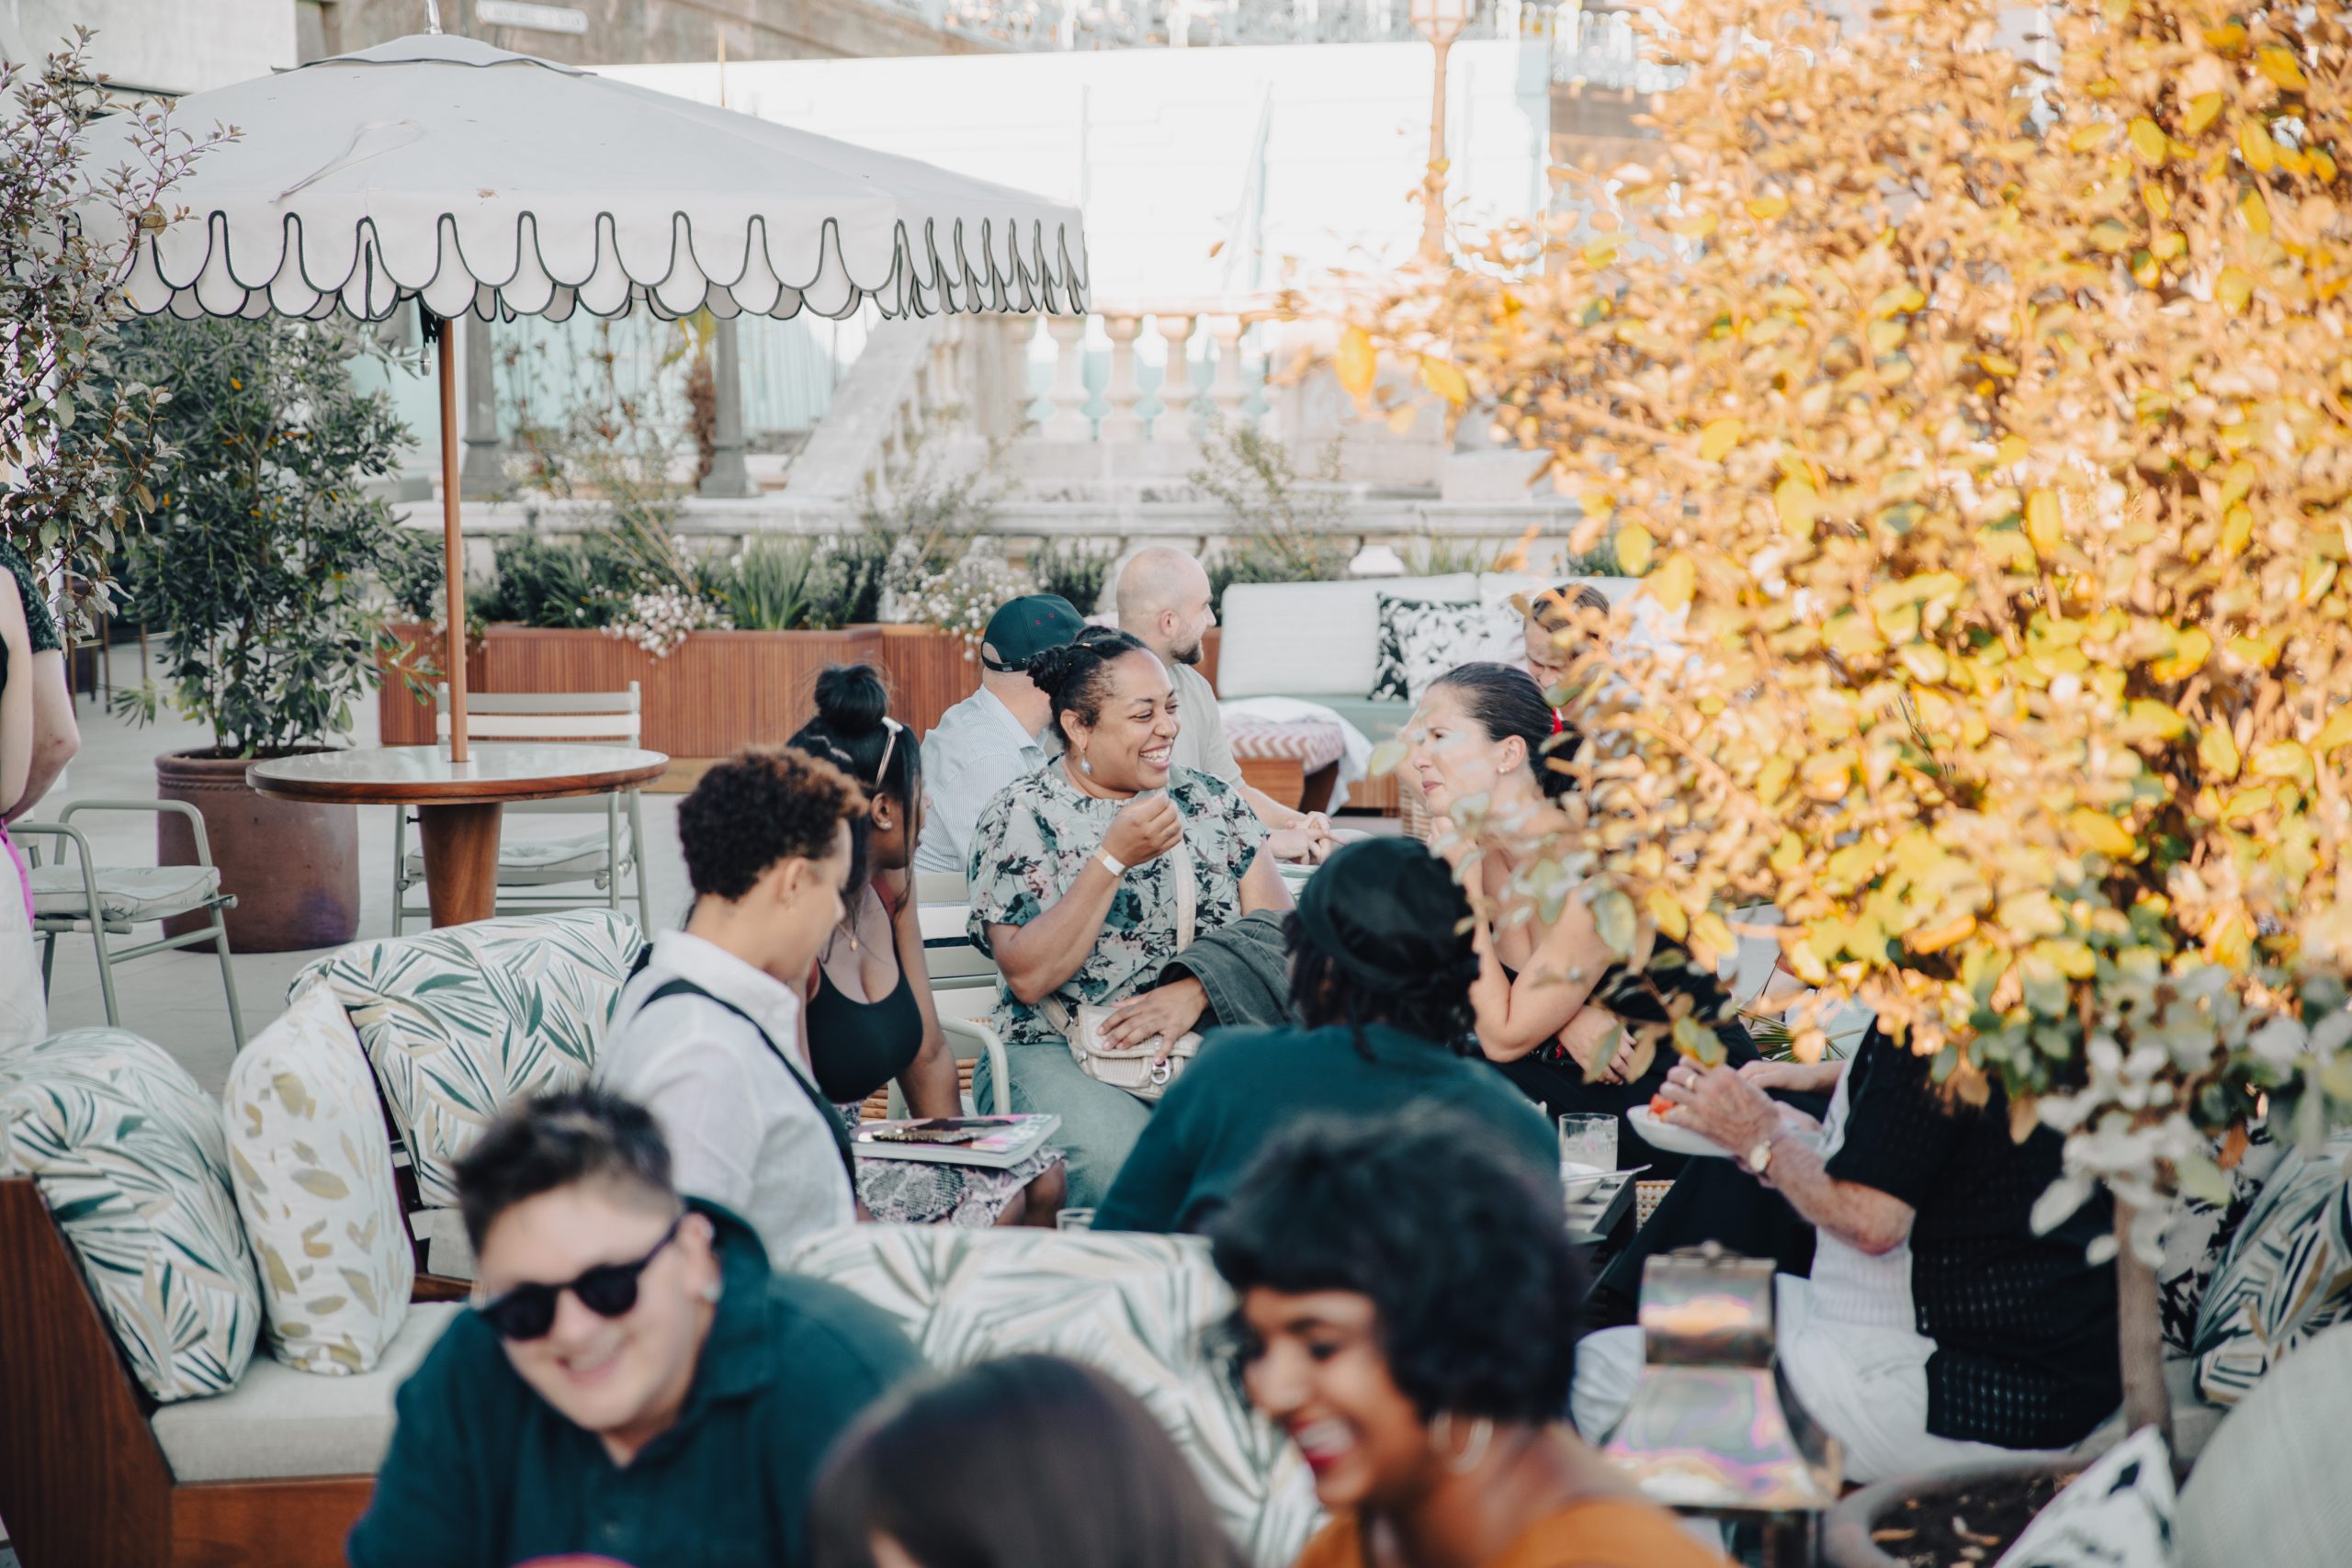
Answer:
[{"left": 247, "top": 744, "right": 670, "bottom": 929}]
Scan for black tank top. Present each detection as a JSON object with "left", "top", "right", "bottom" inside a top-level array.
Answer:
[{"left": 805, "top": 960, "right": 924, "bottom": 1104}]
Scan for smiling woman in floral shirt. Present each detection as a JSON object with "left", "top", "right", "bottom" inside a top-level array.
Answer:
[{"left": 967, "top": 626, "right": 1288, "bottom": 1205}]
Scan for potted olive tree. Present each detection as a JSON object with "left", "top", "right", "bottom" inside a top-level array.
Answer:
[
  {"left": 113, "top": 314, "right": 415, "bottom": 951},
  {"left": 1338, "top": 0, "right": 2352, "bottom": 1555}
]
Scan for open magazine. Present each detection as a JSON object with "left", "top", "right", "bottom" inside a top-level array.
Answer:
[{"left": 850, "top": 1113, "right": 1060, "bottom": 1170}]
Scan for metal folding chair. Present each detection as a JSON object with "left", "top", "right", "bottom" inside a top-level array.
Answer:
[
  {"left": 17, "top": 800, "right": 247, "bottom": 1048},
  {"left": 390, "top": 684, "right": 650, "bottom": 933}
]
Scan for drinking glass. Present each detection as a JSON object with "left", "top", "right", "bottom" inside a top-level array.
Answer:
[
  {"left": 1057, "top": 1208, "right": 1097, "bottom": 1232},
  {"left": 1557, "top": 1112, "right": 1617, "bottom": 1174}
]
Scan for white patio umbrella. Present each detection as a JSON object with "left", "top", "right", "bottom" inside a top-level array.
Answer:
[{"left": 75, "top": 27, "right": 1087, "bottom": 759}]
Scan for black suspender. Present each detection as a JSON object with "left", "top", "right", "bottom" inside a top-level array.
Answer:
[{"left": 639, "top": 976, "right": 858, "bottom": 1185}]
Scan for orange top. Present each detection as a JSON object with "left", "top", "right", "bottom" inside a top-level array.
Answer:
[{"left": 1294, "top": 1499, "right": 1728, "bottom": 1568}]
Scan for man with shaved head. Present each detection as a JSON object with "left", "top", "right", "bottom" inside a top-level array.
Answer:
[{"left": 1115, "top": 547, "right": 1329, "bottom": 857}]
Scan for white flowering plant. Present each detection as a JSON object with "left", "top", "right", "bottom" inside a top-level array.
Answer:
[{"left": 896, "top": 538, "right": 1035, "bottom": 660}]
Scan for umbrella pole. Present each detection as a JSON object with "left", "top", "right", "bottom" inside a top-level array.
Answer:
[{"left": 434, "top": 312, "right": 469, "bottom": 763}]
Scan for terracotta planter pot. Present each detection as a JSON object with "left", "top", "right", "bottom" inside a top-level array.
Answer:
[
  {"left": 1819, "top": 1456, "right": 2079, "bottom": 1568},
  {"left": 155, "top": 748, "right": 360, "bottom": 953}
]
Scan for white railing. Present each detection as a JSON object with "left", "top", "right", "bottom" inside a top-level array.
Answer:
[
  {"left": 1540, "top": 6, "right": 1684, "bottom": 92},
  {"left": 875, "top": 0, "right": 1534, "bottom": 52}
]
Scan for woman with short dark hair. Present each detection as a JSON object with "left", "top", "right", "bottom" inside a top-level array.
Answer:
[
  {"left": 598, "top": 744, "right": 868, "bottom": 1260},
  {"left": 809, "top": 1353, "right": 1248, "bottom": 1568},
  {"left": 967, "top": 625, "right": 1291, "bottom": 1206},
  {"left": 1210, "top": 1110, "right": 1729, "bottom": 1568},
  {"left": 1094, "top": 837, "right": 1552, "bottom": 1235}
]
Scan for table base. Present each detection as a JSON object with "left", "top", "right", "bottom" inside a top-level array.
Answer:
[{"left": 417, "top": 802, "right": 504, "bottom": 928}]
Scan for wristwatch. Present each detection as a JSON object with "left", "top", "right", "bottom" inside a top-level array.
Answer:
[
  {"left": 1096, "top": 849, "right": 1128, "bottom": 878},
  {"left": 1746, "top": 1132, "right": 1776, "bottom": 1179}
]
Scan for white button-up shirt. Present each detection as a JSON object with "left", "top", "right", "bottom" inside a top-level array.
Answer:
[
  {"left": 913, "top": 686, "right": 1046, "bottom": 878},
  {"left": 596, "top": 931, "right": 854, "bottom": 1259}
]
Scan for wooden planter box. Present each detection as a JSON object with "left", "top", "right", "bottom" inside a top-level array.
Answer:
[
  {"left": 479, "top": 625, "right": 885, "bottom": 758},
  {"left": 875, "top": 623, "right": 983, "bottom": 735}
]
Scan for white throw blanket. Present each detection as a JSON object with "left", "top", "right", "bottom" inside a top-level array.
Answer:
[{"left": 1217, "top": 696, "right": 1375, "bottom": 814}]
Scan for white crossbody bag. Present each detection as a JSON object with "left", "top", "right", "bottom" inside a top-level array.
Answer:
[{"left": 1042, "top": 836, "right": 1202, "bottom": 1101}]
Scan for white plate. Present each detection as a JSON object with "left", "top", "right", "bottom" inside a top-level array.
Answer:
[
  {"left": 1624, "top": 1105, "right": 1733, "bottom": 1159},
  {"left": 1559, "top": 1161, "right": 1611, "bottom": 1201}
]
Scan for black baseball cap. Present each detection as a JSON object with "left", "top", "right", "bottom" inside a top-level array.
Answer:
[{"left": 980, "top": 593, "right": 1088, "bottom": 672}]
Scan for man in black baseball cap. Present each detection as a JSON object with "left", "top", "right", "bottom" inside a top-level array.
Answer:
[{"left": 912, "top": 593, "right": 1089, "bottom": 875}]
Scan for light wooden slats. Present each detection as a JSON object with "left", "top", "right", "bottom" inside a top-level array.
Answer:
[
  {"left": 440, "top": 691, "right": 639, "bottom": 716},
  {"left": 435, "top": 714, "right": 640, "bottom": 740}
]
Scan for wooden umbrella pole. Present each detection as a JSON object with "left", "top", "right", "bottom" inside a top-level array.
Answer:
[{"left": 435, "top": 312, "right": 470, "bottom": 764}]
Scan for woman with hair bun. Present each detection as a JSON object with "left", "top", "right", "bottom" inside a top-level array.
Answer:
[
  {"left": 1095, "top": 836, "right": 1554, "bottom": 1235},
  {"left": 1403, "top": 662, "right": 1754, "bottom": 1167},
  {"left": 789, "top": 665, "right": 1066, "bottom": 1227},
  {"left": 966, "top": 626, "right": 1293, "bottom": 1207}
]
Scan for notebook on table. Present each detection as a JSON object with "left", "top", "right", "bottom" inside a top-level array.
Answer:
[{"left": 851, "top": 1114, "right": 1060, "bottom": 1169}]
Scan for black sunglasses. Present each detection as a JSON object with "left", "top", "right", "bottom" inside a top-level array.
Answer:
[{"left": 474, "top": 1213, "right": 685, "bottom": 1342}]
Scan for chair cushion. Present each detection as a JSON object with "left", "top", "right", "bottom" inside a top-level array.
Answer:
[
  {"left": 405, "top": 823, "right": 630, "bottom": 882},
  {"left": 149, "top": 1303, "right": 462, "bottom": 1483},
  {"left": 224, "top": 980, "right": 414, "bottom": 1376},
  {"left": 0, "top": 1028, "right": 262, "bottom": 1402},
  {"left": 1217, "top": 575, "right": 1478, "bottom": 699},
  {"left": 783, "top": 1224, "right": 1320, "bottom": 1566},
  {"left": 28, "top": 863, "right": 221, "bottom": 923},
  {"left": 2189, "top": 1129, "right": 2352, "bottom": 1404},
  {"left": 1240, "top": 694, "right": 1412, "bottom": 745},
  {"left": 2176, "top": 1321, "right": 2352, "bottom": 1568},
  {"left": 293, "top": 909, "right": 647, "bottom": 1208}
]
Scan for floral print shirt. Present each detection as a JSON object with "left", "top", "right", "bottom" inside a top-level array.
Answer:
[{"left": 967, "top": 763, "right": 1267, "bottom": 1046}]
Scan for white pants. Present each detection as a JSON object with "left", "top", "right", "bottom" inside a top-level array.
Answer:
[
  {"left": 0, "top": 831, "right": 47, "bottom": 1050},
  {"left": 1571, "top": 1275, "right": 2074, "bottom": 1484}
]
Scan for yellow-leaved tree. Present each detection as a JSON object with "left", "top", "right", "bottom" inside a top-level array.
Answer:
[{"left": 1327, "top": 0, "right": 2352, "bottom": 1433}]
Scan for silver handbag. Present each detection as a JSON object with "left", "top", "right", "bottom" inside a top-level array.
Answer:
[{"left": 1044, "top": 837, "right": 1200, "bottom": 1101}]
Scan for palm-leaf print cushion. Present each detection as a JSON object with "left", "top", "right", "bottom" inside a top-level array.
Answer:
[
  {"left": 295, "top": 909, "right": 645, "bottom": 1208},
  {"left": 1367, "top": 595, "right": 1519, "bottom": 703},
  {"left": 785, "top": 1224, "right": 1319, "bottom": 1566},
  {"left": 0, "top": 1027, "right": 262, "bottom": 1402},
  {"left": 2190, "top": 1128, "right": 2352, "bottom": 1405},
  {"left": 224, "top": 979, "right": 414, "bottom": 1375}
]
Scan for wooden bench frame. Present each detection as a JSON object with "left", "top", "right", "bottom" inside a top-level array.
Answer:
[{"left": 0, "top": 1177, "right": 462, "bottom": 1568}]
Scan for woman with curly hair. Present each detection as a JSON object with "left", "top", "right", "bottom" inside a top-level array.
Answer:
[
  {"left": 1211, "top": 1110, "right": 1728, "bottom": 1568},
  {"left": 1095, "top": 838, "right": 1552, "bottom": 1235},
  {"left": 967, "top": 625, "right": 1291, "bottom": 1206},
  {"left": 809, "top": 1353, "right": 1248, "bottom": 1568},
  {"left": 598, "top": 744, "right": 866, "bottom": 1261}
]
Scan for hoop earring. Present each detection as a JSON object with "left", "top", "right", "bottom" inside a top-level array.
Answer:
[{"left": 1430, "top": 1413, "right": 1493, "bottom": 1474}]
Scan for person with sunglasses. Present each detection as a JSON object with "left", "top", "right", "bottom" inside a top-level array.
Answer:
[
  {"left": 347, "top": 1087, "right": 919, "bottom": 1568},
  {"left": 598, "top": 744, "right": 866, "bottom": 1263}
]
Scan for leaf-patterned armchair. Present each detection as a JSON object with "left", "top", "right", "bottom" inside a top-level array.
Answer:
[
  {"left": 786, "top": 1224, "right": 1321, "bottom": 1567},
  {"left": 294, "top": 910, "right": 646, "bottom": 1216}
]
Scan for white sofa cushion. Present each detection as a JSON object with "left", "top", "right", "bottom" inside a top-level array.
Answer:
[
  {"left": 0, "top": 1027, "right": 262, "bottom": 1402},
  {"left": 149, "top": 1303, "right": 461, "bottom": 1483},
  {"left": 225, "top": 979, "right": 415, "bottom": 1375},
  {"left": 1217, "top": 575, "right": 1477, "bottom": 698}
]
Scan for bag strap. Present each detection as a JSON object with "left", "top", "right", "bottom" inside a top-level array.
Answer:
[
  {"left": 641, "top": 977, "right": 857, "bottom": 1185},
  {"left": 1170, "top": 827, "right": 1197, "bottom": 953}
]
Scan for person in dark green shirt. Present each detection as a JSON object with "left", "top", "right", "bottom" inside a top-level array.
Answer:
[
  {"left": 1095, "top": 837, "right": 1555, "bottom": 1235},
  {"left": 348, "top": 1086, "right": 920, "bottom": 1568}
]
